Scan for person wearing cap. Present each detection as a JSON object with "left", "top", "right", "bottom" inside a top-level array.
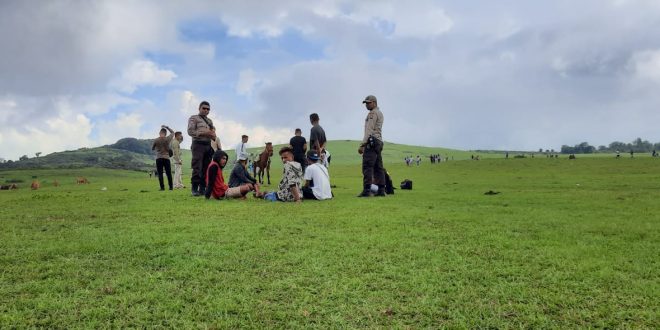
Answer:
[
  {"left": 358, "top": 94, "right": 386, "bottom": 197},
  {"left": 302, "top": 150, "right": 333, "bottom": 200},
  {"left": 228, "top": 153, "right": 263, "bottom": 197},
  {"left": 235, "top": 135, "right": 249, "bottom": 162},
  {"left": 188, "top": 101, "right": 216, "bottom": 196}
]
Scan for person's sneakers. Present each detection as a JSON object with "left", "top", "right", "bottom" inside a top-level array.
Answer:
[
  {"left": 375, "top": 188, "right": 387, "bottom": 197},
  {"left": 191, "top": 184, "right": 200, "bottom": 197},
  {"left": 357, "top": 190, "right": 374, "bottom": 197}
]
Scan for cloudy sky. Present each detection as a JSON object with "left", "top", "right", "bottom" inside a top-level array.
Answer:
[{"left": 2, "top": 0, "right": 660, "bottom": 160}]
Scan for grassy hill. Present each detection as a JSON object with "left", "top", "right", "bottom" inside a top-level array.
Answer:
[{"left": 0, "top": 138, "right": 155, "bottom": 171}]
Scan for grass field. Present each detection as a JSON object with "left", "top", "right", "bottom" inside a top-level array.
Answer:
[{"left": 1, "top": 144, "right": 658, "bottom": 328}]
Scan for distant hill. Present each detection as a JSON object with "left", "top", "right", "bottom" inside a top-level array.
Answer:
[
  {"left": 0, "top": 138, "right": 507, "bottom": 171},
  {"left": 109, "top": 138, "right": 154, "bottom": 155},
  {"left": 0, "top": 139, "right": 156, "bottom": 171}
]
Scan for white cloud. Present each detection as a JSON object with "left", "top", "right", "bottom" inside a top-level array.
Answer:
[
  {"left": 630, "top": 50, "right": 660, "bottom": 82},
  {"left": 0, "top": 97, "right": 94, "bottom": 160},
  {"left": 96, "top": 112, "right": 147, "bottom": 145},
  {"left": 110, "top": 60, "right": 177, "bottom": 94},
  {"left": 236, "top": 69, "right": 260, "bottom": 96}
]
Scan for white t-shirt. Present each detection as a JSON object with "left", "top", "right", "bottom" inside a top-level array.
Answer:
[
  {"left": 235, "top": 142, "right": 248, "bottom": 160},
  {"left": 303, "top": 163, "right": 332, "bottom": 200}
]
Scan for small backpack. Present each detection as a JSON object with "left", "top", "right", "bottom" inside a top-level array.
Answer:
[{"left": 400, "top": 179, "right": 412, "bottom": 190}]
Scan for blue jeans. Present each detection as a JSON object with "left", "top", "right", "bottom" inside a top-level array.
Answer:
[{"left": 264, "top": 192, "right": 278, "bottom": 202}]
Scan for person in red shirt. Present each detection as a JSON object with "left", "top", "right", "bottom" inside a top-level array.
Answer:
[{"left": 204, "top": 150, "right": 253, "bottom": 200}]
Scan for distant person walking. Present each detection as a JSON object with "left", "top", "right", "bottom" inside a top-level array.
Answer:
[
  {"left": 171, "top": 131, "right": 184, "bottom": 189},
  {"left": 289, "top": 128, "right": 307, "bottom": 172},
  {"left": 188, "top": 101, "right": 216, "bottom": 196},
  {"left": 357, "top": 95, "right": 385, "bottom": 197},
  {"left": 309, "top": 113, "right": 327, "bottom": 164},
  {"left": 152, "top": 125, "right": 175, "bottom": 191}
]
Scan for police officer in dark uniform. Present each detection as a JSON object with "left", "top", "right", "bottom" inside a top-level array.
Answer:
[
  {"left": 358, "top": 95, "right": 386, "bottom": 197},
  {"left": 187, "top": 101, "right": 216, "bottom": 196}
]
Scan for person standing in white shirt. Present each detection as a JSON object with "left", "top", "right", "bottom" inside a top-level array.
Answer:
[
  {"left": 302, "top": 150, "right": 332, "bottom": 200},
  {"left": 235, "top": 135, "right": 249, "bottom": 162}
]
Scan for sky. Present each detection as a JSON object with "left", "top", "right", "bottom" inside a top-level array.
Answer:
[{"left": 2, "top": 0, "right": 660, "bottom": 160}]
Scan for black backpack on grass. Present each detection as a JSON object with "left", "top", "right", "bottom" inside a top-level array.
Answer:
[{"left": 400, "top": 179, "right": 412, "bottom": 190}]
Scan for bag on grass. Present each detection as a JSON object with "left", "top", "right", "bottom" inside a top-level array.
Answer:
[{"left": 400, "top": 179, "right": 412, "bottom": 190}]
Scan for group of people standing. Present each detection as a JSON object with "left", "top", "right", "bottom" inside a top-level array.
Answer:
[{"left": 151, "top": 93, "right": 387, "bottom": 200}]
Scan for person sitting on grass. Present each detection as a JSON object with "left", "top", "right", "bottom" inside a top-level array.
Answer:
[
  {"left": 204, "top": 150, "right": 253, "bottom": 200},
  {"left": 262, "top": 147, "right": 303, "bottom": 203},
  {"left": 229, "top": 154, "right": 263, "bottom": 197},
  {"left": 302, "top": 150, "right": 332, "bottom": 200}
]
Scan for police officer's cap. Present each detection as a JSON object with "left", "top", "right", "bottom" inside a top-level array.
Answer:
[{"left": 362, "top": 95, "right": 377, "bottom": 104}]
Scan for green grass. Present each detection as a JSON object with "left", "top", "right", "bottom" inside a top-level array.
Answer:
[{"left": 0, "top": 154, "right": 658, "bottom": 328}]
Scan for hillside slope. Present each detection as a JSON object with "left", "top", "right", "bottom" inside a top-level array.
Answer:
[{"left": 0, "top": 139, "right": 504, "bottom": 171}]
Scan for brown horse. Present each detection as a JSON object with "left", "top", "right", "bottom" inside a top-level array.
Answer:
[{"left": 253, "top": 142, "right": 273, "bottom": 185}]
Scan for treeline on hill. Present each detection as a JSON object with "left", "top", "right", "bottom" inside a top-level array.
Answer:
[
  {"left": 560, "top": 138, "right": 660, "bottom": 154},
  {"left": 0, "top": 138, "right": 155, "bottom": 171}
]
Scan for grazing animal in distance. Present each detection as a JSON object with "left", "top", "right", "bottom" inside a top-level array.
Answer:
[
  {"left": 76, "top": 177, "right": 90, "bottom": 184},
  {"left": 1, "top": 184, "right": 19, "bottom": 190},
  {"left": 253, "top": 142, "right": 274, "bottom": 185},
  {"left": 31, "top": 180, "right": 40, "bottom": 190}
]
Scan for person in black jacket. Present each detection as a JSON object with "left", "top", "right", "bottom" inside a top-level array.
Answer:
[{"left": 228, "top": 154, "right": 263, "bottom": 197}]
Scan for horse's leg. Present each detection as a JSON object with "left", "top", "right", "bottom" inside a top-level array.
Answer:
[{"left": 266, "top": 162, "right": 271, "bottom": 185}]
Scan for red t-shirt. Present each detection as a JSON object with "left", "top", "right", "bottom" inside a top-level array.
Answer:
[{"left": 205, "top": 161, "right": 228, "bottom": 199}]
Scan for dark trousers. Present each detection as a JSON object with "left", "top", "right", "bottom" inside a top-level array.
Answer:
[
  {"left": 294, "top": 154, "right": 307, "bottom": 172},
  {"left": 362, "top": 139, "right": 385, "bottom": 189},
  {"left": 191, "top": 142, "right": 213, "bottom": 186},
  {"left": 302, "top": 186, "right": 318, "bottom": 200},
  {"left": 156, "top": 158, "right": 173, "bottom": 190}
]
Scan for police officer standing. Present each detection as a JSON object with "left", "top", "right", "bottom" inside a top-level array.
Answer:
[
  {"left": 187, "top": 101, "right": 216, "bottom": 196},
  {"left": 358, "top": 95, "right": 386, "bottom": 197}
]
